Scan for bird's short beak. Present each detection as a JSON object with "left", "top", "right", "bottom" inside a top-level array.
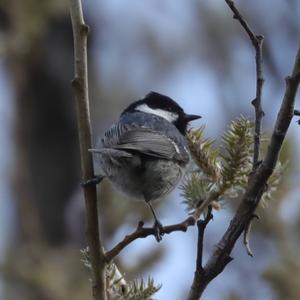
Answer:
[{"left": 184, "top": 114, "right": 202, "bottom": 122}]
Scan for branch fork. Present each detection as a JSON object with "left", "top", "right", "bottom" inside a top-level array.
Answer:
[{"left": 186, "top": 1, "right": 300, "bottom": 299}]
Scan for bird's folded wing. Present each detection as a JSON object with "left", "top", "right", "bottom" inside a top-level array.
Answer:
[{"left": 109, "top": 128, "right": 178, "bottom": 160}]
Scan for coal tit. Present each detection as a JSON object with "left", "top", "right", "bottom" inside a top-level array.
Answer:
[{"left": 89, "top": 91, "right": 201, "bottom": 241}]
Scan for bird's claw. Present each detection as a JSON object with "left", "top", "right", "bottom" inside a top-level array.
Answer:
[
  {"left": 153, "top": 220, "right": 164, "bottom": 242},
  {"left": 81, "top": 175, "right": 103, "bottom": 187}
]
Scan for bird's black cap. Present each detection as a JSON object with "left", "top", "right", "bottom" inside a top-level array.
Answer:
[{"left": 122, "top": 91, "right": 201, "bottom": 134}]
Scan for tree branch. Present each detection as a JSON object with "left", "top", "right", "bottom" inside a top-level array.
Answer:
[
  {"left": 225, "top": 0, "right": 265, "bottom": 168},
  {"left": 243, "top": 214, "right": 259, "bottom": 257},
  {"left": 186, "top": 45, "right": 300, "bottom": 300},
  {"left": 105, "top": 217, "right": 196, "bottom": 262},
  {"left": 187, "top": 207, "right": 217, "bottom": 300},
  {"left": 69, "top": 1, "right": 106, "bottom": 299},
  {"left": 195, "top": 207, "right": 213, "bottom": 270}
]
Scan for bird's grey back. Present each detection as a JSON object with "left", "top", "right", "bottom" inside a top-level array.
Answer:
[{"left": 100, "top": 111, "right": 190, "bottom": 163}]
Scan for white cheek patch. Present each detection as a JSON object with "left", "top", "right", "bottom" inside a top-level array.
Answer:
[{"left": 136, "top": 104, "right": 178, "bottom": 123}]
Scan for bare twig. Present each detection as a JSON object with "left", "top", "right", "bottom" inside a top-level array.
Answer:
[
  {"left": 195, "top": 206, "right": 213, "bottom": 271},
  {"left": 187, "top": 207, "right": 213, "bottom": 300},
  {"left": 105, "top": 217, "right": 195, "bottom": 262},
  {"left": 243, "top": 214, "right": 259, "bottom": 257},
  {"left": 224, "top": 0, "right": 263, "bottom": 272},
  {"left": 69, "top": 1, "right": 106, "bottom": 299},
  {"left": 225, "top": 0, "right": 265, "bottom": 169},
  {"left": 186, "top": 45, "right": 300, "bottom": 300}
]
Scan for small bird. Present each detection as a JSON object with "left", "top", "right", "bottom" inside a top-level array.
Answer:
[{"left": 89, "top": 92, "right": 201, "bottom": 241}]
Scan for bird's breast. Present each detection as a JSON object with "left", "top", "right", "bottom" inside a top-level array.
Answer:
[{"left": 107, "top": 157, "right": 187, "bottom": 202}]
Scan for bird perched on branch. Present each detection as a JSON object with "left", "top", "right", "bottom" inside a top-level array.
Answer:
[{"left": 88, "top": 91, "right": 201, "bottom": 241}]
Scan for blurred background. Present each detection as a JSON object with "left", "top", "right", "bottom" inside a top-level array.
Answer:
[{"left": 0, "top": 0, "right": 299, "bottom": 299}]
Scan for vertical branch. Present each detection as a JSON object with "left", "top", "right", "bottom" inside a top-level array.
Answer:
[
  {"left": 225, "top": 0, "right": 265, "bottom": 168},
  {"left": 69, "top": 1, "right": 106, "bottom": 299},
  {"left": 187, "top": 207, "right": 213, "bottom": 300},
  {"left": 195, "top": 207, "right": 213, "bottom": 270},
  {"left": 252, "top": 36, "right": 264, "bottom": 167}
]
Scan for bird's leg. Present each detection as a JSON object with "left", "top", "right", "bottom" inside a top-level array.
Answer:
[
  {"left": 81, "top": 175, "right": 104, "bottom": 187},
  {"left": 147, "top": 202, "right": 164, "bottom": 242}
]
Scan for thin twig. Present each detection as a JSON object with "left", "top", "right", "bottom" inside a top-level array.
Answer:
[
  {"left": 224, "top": 0, "right": 264, "bottom": 281},
  {"left": 187, "top": 207, "right": 220, "bottom": 300},
  {"left": 186, "top": 45, "right": 300, "bottom": 300},
  {"left": 105, "top": 217, "right": 196, "bottom": 262},
  {"left": 243, "top": 214, "right": 259, "bottom": 257},
  {"left": 69, "top": 1, "right": 106, "bottom": 299},
  {"left": 196, "top": 206, "right": 213, "bottom": 271},
  {"left": 225, "top": 0, "right": 265, "bottom": 169}
]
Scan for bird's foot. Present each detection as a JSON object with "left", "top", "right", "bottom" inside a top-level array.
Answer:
[
  {"left": 153, "top": 219, "right": 164, "bottom": 242},
  {"left": 81, "top": 175, "right": 103, "bottom": 187}
]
